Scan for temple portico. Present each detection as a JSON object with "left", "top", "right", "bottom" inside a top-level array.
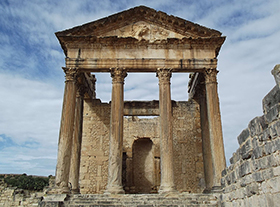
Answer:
[{"left": 52, "top": 6, "right": 226, "bottom": 195}]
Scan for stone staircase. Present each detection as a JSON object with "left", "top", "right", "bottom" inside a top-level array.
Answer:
[{"left": 62, "top": 193, "right": 220, "bottom": 207}]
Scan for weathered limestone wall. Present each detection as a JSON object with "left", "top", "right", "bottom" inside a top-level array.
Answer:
[
  {"left": 0, "top": 184, "right": 43, "bottom": 207},
  {"left": 221, "top": 69, "right": 280, "bottom": 206},
  {"left": 123, "top": 116, "right": 160, "bottom": 194},
  {"left": 173, "top": 101, "right": 205, "bottom": 193},
  {"left": 79, "top": 99, "right": 110, "bottom": 194},
  {"left": 79, "top": 99, "right": 204, "bottom": 194}
]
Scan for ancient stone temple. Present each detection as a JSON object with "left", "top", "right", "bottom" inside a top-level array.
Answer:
[{"left": 48, "top": 5, "right": 227, "bottom": 203}]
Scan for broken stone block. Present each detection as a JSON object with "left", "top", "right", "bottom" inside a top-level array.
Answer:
[
  {"left": 264, "top": 141, "right": 276, "bottom": 155},
  {"left": 252, "top": 146, "right": 263, "bottom": 159},
  {"left": 239, "top": 161, "right": 251, "bottom": 177},
  {"left": 263, "top": 86, "right": 280, "bottom": 114},
  {"left": 252, "top": 171, "right": 264, "bottom": 183},
  {"left": 264, "top": 103, "right": 280, "bottom": 123},
  {"left": 248, "top": 116, "right": 268, "bottom": 137},
  {"left": 240, "top": 139, "right": 253, "bottom": 160},
  {"left": 237, "top": 128, "right": 250, "bottom": 145}
]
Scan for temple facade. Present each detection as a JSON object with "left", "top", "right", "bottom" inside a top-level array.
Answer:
[{"left": 53, "top": 6, "right": 226, "bottom": 195}]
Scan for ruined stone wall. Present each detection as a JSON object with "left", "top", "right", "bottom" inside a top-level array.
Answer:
[
  {"left": 79, "top": 99, "right": 110, "bottom": 194},
  {"left": 0, "top": 182, "right": 43, "bottom": 207},
  {"left": 221, "top": 82, "right": 280, "bottom": 206},
  {"left": 173, "top": 100, "right": 205, "bottom": 193},
  {"left": 123, "top": 116, "right": 160, "bottom": 193},
  {"left": 80, "top": 99, "right": 204, "bottom": 194}
]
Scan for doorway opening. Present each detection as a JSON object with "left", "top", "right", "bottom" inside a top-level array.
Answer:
[{"left": 131, "top": 138, "right": 157, "bottom": 193}]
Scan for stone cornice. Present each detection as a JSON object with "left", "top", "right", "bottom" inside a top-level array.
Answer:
[
  {"left": 59, "top": 36, "right": 225, "bottom": 57},
  {"left": 61, "top": 35, "right": 225, "bottom": 48}
]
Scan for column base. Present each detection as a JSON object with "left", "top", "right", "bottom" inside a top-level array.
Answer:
[
  {"left": 48, "top": 186, "right": 70, "bottom": 195},
  {"left": 71, "top": 188, "right": 80, "bottom": 194},
  {"left": 158, "top": 185, "right": 177, "bottom": 194},
  {"left": 104, "top": 186, "right": 125, "bottom": 194},
  {"left": 211, "top": 185, "right": 223, "bottom": 193}
]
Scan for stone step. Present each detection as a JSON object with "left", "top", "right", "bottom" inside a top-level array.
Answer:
[{"left": 63, "top": 193, "right": 220, "bottom": 207}]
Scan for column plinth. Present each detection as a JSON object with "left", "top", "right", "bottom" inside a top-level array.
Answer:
[
  {"left": 53, "top": 67, "right": 78, "bottom": 194},
  {"left": 204, "top": 68, "right": 226, "bottom": 189},
  {"left": 105, "top": 68, "right": 127, "bottom": 194},
  {"left": 156, "top": 68, "right": 176, "bottom": 194},
  {"left": 69, "top": 82, "right": 85, "bottom": 194}
]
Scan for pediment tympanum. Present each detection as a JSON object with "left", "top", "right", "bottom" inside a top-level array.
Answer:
[{"left": 99, "top": 21, "right": 186, "bottom": 42}]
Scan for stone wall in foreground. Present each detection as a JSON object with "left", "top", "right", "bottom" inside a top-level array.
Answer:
[
  {"left": 0, "top": 184, "right": 43, "bottom": 207},
  {"left": 221, "top": 65, "right": 280, "bottom": 206}
]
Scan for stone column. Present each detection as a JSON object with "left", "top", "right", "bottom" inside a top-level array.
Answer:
[
  {"left": 156, "top": 68, "right": 176, "bottom": 194},
  {"left": 54, "top": 67, "right": 78, "bottom": 194},
  {"left": 69, "top": 82, "right": 85, "bottom": 194},
  {"left": 105, "top": 68, "right": 127, "bottom": 194},
  {"left": 204, "top": 68, "right": 226, "bottom": 189},
  {"left": 193, "top": 75, "right": 213, "bottom": 192}
]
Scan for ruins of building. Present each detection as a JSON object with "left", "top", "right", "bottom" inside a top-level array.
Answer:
[{"left": 50, "top": 6, "right": 227, "bottom": 196}]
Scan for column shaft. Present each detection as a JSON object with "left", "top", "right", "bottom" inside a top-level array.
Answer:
[
  {"left": 54, "top": 67, "right": 77, "bottom": 194},
  {"left": 106, "top": 68, "right": 127, "bottom": 194},
  {"left": 194, "top": 75, "right": 213, "bottom": 192},
  {"left": 156, "top": 68, "right": 176, "bottom": 194},
  {"left": 204, "top": 68, "right": 226, "bottom": 189},
  {"left": 69, "top": 84, "right": 84, "bottom": 194}
]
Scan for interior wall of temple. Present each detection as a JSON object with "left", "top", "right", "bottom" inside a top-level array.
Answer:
[{"left": 79, "top": 98, "right": 205, "bottom": 194}]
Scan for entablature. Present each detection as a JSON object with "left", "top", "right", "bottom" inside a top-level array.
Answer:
[{"left": 66, "top": 58, "right": 218, "bottom": 73}]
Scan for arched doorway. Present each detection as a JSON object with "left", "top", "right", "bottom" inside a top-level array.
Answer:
[{"left": 132, "top": 138, "right": 155, "bottom": 193}]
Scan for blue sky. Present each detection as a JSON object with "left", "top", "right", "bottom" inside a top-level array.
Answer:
[{"left": 0, "top": 0, "right": 279, "bottom": 176}]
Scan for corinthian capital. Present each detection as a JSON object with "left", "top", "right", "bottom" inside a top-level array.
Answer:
[
  {"left": 63, "top": 67, "right": 78, "bottom": 82},
  {"left": 110, "top": 68, "right": 127, "bottom": 84},
  {"left": 156, "top": 68, "right": 172, "bottom": 84},
  {"left": 205, "top": 68, "right": 218, "bottom": 84}
]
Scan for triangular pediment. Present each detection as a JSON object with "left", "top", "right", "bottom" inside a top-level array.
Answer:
[{"left": 56, "top": 6, "right": 222, "bottom": 40}]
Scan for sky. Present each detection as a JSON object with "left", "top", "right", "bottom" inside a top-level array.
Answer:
[{"left": 0, "top": 0, "right": 279, "bottom": 176}]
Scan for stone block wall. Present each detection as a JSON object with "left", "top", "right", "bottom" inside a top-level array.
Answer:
[
  {"left": 221, "top": 82, "right": 280, "bottom": 206},
  {"left": 79, "top": 99, "right": 111, "bottom": 194},
  {"left": 172, "top": 100, "right": 205, "bottom": 193},
  {"left": 0, "top": 184, "right": 43, "bottom": 207},
  {"left": 79, "top": 98, "right": 204, "bottom": 194}
]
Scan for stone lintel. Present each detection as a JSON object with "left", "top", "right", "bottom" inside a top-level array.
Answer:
[
  {"left": 66, "top": 58, "right": 217, "bottom": 73},
  {"left": 124, "top": 101, "right": 159, "bottom": 116}
]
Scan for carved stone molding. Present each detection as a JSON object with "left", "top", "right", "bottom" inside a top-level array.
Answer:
[
  {"left": 156, "top": 68, "right": 172, "bottom": 84},
  {"left": 63, "top": 67, "right": 78, "bottom": 82},
  {"left": 110, "top": 68, "right": 127, "bottom": 84},
  {"left": 205, "top": 68, "right": 218, "bottom": 84}
]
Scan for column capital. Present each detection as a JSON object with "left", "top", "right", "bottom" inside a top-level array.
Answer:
[
  {"left": 204, "top": 68, "right": 219, "bottom": 84},
  {"left": 63, "top": 67, "right": 78, "bottom": 82},
  {"left": 156, "top": 68, "right": 172, "bottom": 84},
  {"left": 110, "top": 68, "right": 127, "bottom": 84}
]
